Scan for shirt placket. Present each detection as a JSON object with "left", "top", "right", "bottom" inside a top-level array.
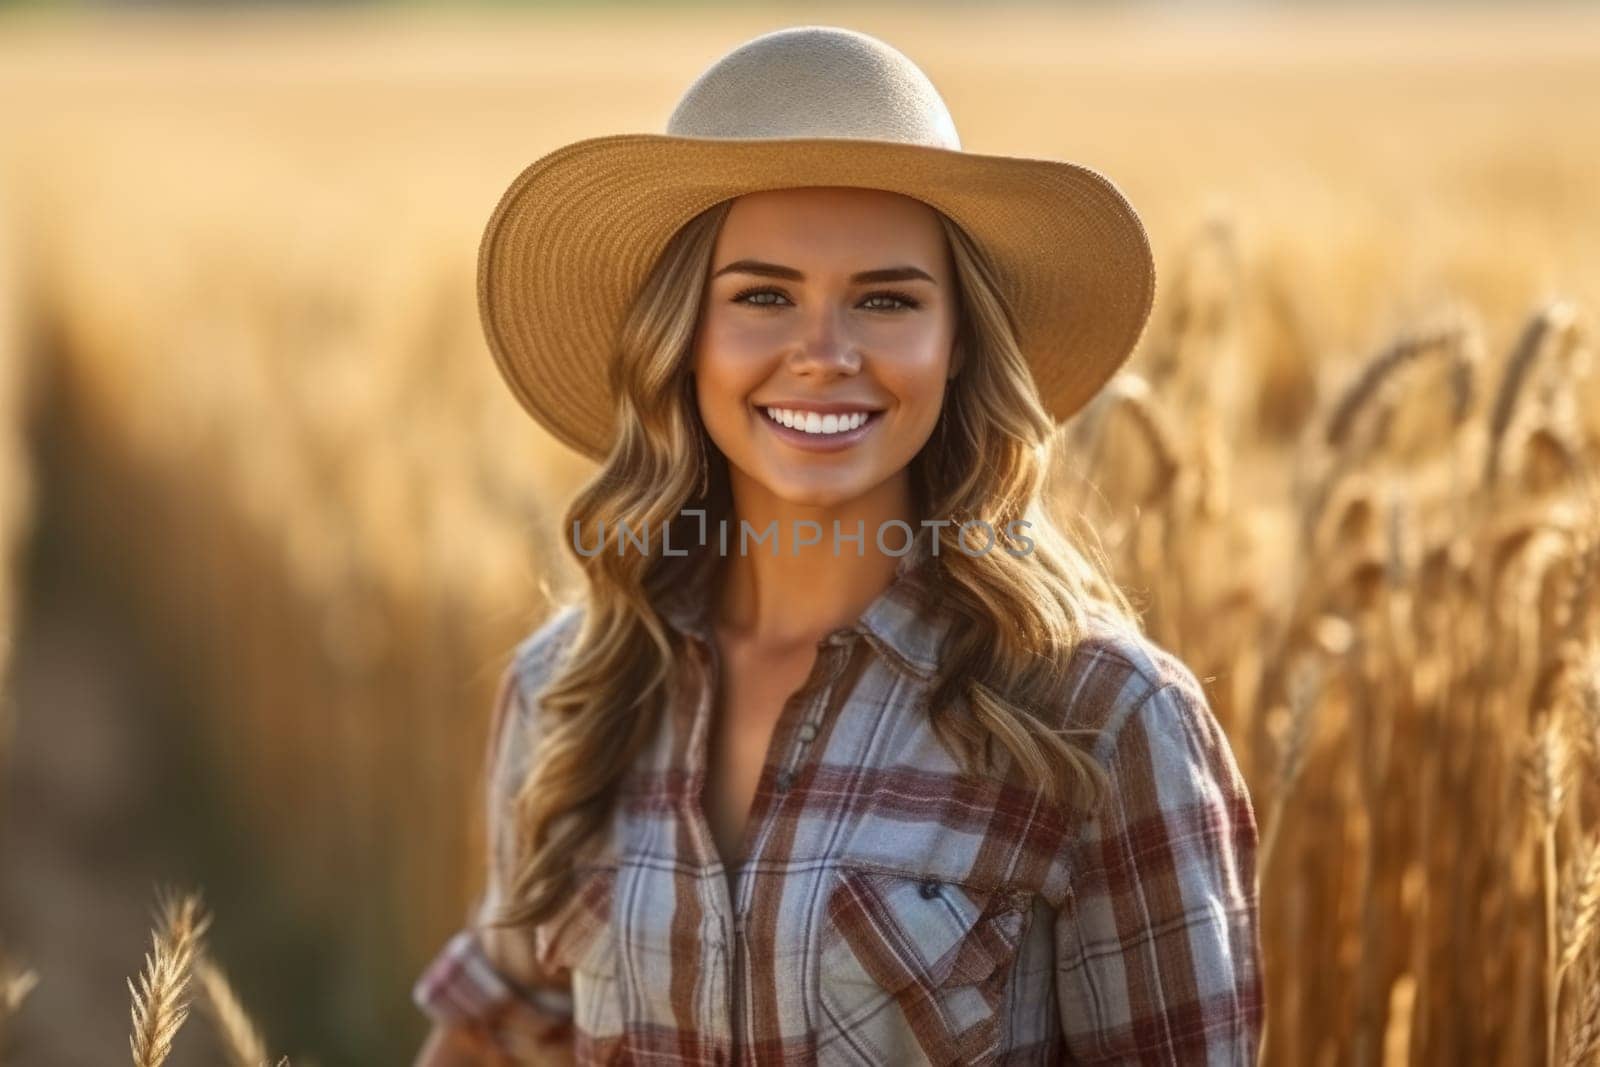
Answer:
[{"left": 694, "top": 626, "right": 860, "bottom": 1066}]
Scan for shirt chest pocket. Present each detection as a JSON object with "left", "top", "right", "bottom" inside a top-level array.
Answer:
[
  {"left": 532, "top": 862, "right": 624, "bottom": 1041},
  {"left": 816, "top": 865, "right": 1033, "bottom": 1067}
]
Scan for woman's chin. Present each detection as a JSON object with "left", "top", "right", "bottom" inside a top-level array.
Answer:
[{"left": 742, "top": 465, "right": 875, "bottom": 513}]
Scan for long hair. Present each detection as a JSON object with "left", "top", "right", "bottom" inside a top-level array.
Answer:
[{"left": 490, "top": 195, "right": 1141, "bottom": 932}]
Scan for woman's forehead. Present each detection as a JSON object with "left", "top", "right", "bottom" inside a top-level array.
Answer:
[{"left": 715, "top": 188, "right": 948, "bottom": 269}]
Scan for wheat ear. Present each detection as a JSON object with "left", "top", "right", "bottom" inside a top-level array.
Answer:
[
  {"left": 1323, "top": 320, "right": 1461, "bottom": 450},
  {"left": 1485, "top": 300, "right": 1579, "bottom": 487},
  {"left": 1525, "top": 716, "right": 1573, "bottom": 1067},
  {"left": 127, "top": 887, "right": 211, "bottom": 1067}
]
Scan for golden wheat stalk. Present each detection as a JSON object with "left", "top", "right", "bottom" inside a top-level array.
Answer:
[
  {"left": 1563, "top": 979, "right": 1600, "bottom": 1067},
  {"left": 1561, "top": 833, "right": 1600, "bottom": 980},
  {"left": 1323, "top": 319, "right": 1463, "bottom": 451},
  {"left": 1141, "top": 212, "right": 1239, "bottom": 394},
  {"left": 1485, "top": 300, "right": 1580, "bottom": 487},
  {"left": 1259, "top": 651, "right": 1322, "bottom": 875},
  {"left": 0, "top": 946, "right": 40, "bottom": 1049},
  {"left": 1570, "top": 648, "right": 1600, "bottom": 768},
  {"left": 1077, "top": 373, "right": 1183, "bottom": 508},
  {"left": 1486, "top": 503, "right": 1585, "bottom": 623},
  {"left": 127, "top": 888, "right": 212, "bottom": 1067},
  {"left": 1556, "top": 527, "right": 1600, "bottom": 647},
  {"left": 1525, "top": 716, "right": 1574, "bottom": 1066},
  {"left": 1517, "top": 421, "right": 1585, "bottom": 494},
  {"left": 194, "top": 954, "right": 272, "bottom": 1067}
]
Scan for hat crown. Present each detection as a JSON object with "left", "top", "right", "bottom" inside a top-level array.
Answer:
[{"left": 665, "top": 26, "right": 961, "bottom": 151}]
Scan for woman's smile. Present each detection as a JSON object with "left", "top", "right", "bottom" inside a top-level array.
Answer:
[{"left": 754, "top": 403, "right": 885, "bottom": 453}]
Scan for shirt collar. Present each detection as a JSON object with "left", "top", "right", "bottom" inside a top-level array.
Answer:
[{"left": 655, "top": 522, "right": 954, "bottom": 683}]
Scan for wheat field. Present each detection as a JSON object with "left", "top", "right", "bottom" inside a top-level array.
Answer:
[{"left": 0, "top": 4, "right": 1598, "bottom": 1064}]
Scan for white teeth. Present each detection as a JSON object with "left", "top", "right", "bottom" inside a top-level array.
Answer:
[{"left": 763, "top": 407, "right": 874, "bottom": 435}]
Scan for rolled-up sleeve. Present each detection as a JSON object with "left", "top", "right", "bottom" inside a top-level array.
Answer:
[
  {"left": 1054, "top": 676, "right": 1264, "bottom": 1065},
  {"left": 412, "top": 647, "right": 576, "bottom": 1054}
]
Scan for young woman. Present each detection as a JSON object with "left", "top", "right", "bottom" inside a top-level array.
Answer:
[{"left": 414, "top": 25, "right": 1262, "bottom": 1067}]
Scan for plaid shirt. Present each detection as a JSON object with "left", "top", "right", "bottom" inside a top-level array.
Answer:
[{"left": 414, "top": 534, "right": 1264, "bottom": 1065}]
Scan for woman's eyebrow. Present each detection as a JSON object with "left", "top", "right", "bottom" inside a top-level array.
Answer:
[{"left": 711, "top": 259, "right": 937, "bottom": 285}]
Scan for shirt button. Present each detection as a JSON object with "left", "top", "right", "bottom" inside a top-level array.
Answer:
[
  {"left": 775, "top": 770, "right": 794, "bottom": 792},
  {"left": 919, "top": 879, "right": 941, "bottom": 899},
  {"left": 796, "top": 722, "right": 817, "bottom": 742}
]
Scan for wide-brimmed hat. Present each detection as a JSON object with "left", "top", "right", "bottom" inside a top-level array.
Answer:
[{"left": 478, "top": 24, "right": 1156, "bottom": 462}]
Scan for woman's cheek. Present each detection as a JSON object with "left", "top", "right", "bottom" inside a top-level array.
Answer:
[{"left": 712, "top": 308, "right": 779, "bottom": 343}]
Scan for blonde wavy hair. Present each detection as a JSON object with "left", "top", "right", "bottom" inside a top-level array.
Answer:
[{"left": 491, "top": 194, "right": 1141, "bottom": 932}]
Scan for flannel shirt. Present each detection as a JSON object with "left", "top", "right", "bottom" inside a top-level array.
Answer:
[{"left": 414, "top": 531, "right": 1264, "bottom": 1064}]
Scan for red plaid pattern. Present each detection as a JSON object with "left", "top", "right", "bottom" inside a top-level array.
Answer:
[
  {"left": 415, "top": 531, "right": 1263, "bottom": 1064},
  {"left": 412, "top": 928, "right": 576, "bottom": 1029}
]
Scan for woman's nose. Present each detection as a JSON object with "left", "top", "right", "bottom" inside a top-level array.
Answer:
[{"left": 785, "top": 305, "right": 861, "bottom": 375}]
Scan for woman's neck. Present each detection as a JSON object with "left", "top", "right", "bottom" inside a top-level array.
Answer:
[{"left": 713, "top": 472, "right": 919, "bottom": 651}]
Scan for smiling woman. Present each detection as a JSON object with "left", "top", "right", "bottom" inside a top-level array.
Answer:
[
  {"left": 414, "top": 24, "right": 1261, "bottom": 1067},
  {"left": 693, "top": 187, "right": 958, "bottom": 501}
]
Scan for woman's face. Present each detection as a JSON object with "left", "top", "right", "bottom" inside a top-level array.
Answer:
[{"left": 692, "top": 186, "right": 959, "bottom": 511}]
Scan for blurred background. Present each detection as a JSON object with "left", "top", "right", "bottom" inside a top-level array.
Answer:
[{"left": 1, "top": 1, "right": 1598, "bottom": 1064}]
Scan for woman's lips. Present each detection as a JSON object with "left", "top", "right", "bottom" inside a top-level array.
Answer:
[{"left": 756, "top": 407, "right": 882, "bottom": 453}]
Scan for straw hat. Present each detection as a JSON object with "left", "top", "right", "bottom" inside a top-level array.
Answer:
[{"left": 478, "top": 25, "right": 1156, "bottom": 462}]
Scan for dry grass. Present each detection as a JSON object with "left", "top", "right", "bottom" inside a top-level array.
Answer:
[
  {"left": 1, "top": 883, "right": 293, "bottom": 1065},
  {"left": 0, "top": 943, "right": 40, "bottom": 1055},
  {"left": 127, "top": 889, "right": 210, "bottom": 1067},
  {"left": 121, "top": 888, "right": 290, "bottom": 1067},
  {"left": 0, "top": 5, "right": 1597, "bottom": 1063},
  {"left": 193, "top": 956, "right": 272, "bottom": 1067}
]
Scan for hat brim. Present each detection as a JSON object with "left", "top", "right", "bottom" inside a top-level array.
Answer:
[{"left": 478, "top": 133, "right": 1156, "bottom": 462}]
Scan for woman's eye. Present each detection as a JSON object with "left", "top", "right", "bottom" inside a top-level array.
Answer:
[
  {"left": 730, "top": 287, "right": 920, "bottom": 312},
  {"left": 731, "top": 286, "right": 790, "bottom": 307},
  {"left": 861, "top": 290, "right": 920, "bottom": 311}
]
